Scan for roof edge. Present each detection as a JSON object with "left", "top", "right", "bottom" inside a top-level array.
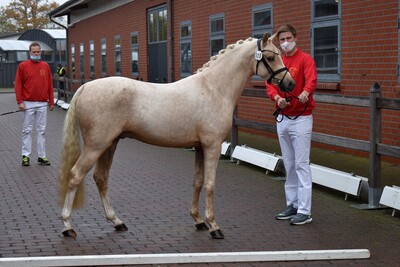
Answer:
[{"left": 48, "top": 0, "right": 87, "bottom": 17}]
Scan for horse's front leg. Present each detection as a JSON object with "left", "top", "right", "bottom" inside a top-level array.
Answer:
[
  {"left": 190, "top": 148, "right": 209, "bottom": 231},
  {"left": 94, "top": 141, "right": 127, "bottom": 232},
  {"left": 203, "top": 145, "right": 224, "bottom": 239}
]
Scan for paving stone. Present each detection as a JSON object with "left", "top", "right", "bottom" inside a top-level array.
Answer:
[{"left": 0, "top": 92, "right": 399, "bottom": 266}]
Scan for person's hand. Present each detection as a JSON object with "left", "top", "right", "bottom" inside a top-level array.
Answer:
[
  {"left": 276, "top": 96, "right": 290, "bottom": 109},
  {"left": 18, "top": 103, "right": 26, "bottom": 111},
  {"left": 298, "top": 90, "right": 309, "bottom": 104},
  {"left": 49, "top": 105, "right": 54, "bottom": 111}
]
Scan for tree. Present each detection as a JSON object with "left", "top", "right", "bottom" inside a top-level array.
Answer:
[{"left": 0, "top": 0, "right": 59, "bottom": 34}]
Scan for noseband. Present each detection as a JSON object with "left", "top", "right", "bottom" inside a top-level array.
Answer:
[{"left": 255, "top": 39, "right": 289, "bottom": 86}]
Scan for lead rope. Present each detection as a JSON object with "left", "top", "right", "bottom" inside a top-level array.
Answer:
[{"left": 273, "top": 93, "right": 308, "bottom": 122}]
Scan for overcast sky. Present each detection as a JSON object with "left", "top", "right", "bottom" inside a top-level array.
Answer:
[{"left": 0, "top": 0, "right": 68, "bottom": 7}]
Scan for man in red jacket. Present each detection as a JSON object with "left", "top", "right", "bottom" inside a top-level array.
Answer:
[
  {"left": 266, "top": 24, "right": 317, "bottom": 225},
  {"left": 14, "top": 42, "right": 54, "bottom": 166}
]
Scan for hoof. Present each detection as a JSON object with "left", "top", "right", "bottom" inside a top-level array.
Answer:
[
  {"left": 114, "top": 223, "right": 128, "bottom": 231},
  {"left": 195, "top": 222, "right": 209, "bottom": 231},
  {"left": 210, "top": 229, "right": 224, "bottom": 239},
  {"left": 62, "top": 229, "right": 77, "bottom": 238}
]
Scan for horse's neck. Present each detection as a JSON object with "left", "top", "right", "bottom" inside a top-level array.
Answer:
[{"left": 197, "top": 40, "right": 256, "bottom": 103}]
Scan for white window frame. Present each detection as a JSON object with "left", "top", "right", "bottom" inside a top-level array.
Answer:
[
  {"left": 115, "top": 35, "right": 121, "bottom": 75},
  {"left": 79, "top": 42, "right": 84, "bottom": 79},
  {"left": 130, "top": 32, "right": 139, "bottom": 76},
  {"left": 71, "top": 44, "right": 75, "bottom": 76},
  {"left": 101, "top": 38, "right": 107, "bottom": 76},
  {"left": 89, "top": 40, "right": 94, "bottom": 78}
]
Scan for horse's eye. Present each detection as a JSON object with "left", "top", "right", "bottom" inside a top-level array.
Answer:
[{"left": 267, "top": 56, "right": 274, "bottom": 61}]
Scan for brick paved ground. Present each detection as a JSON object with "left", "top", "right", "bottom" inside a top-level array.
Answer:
[{"left": 0, "top": 92, "right": 399, "bottom": 267}]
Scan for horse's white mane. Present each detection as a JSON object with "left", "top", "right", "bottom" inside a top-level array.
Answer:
[{"left": 196, "top": 37, "right": 255, "bottom": 73}]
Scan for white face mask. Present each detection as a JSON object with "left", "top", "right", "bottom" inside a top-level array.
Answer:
[
  {"left": 30, "top": 55, "right": 41, "bottom": 62},
  {"left": 280, "top": 41, "right": 296, "bottom": 53}
]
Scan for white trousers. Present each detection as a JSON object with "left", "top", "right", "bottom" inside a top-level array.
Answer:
[
  {"left": 21, "top": 101, "right": 48, "bottom": 158},
  {"left": 277, "top": 115, "right": 313, "bottom": 215}
]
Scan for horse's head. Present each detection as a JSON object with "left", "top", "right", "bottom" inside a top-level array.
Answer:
[{"left": 254, "top": 32, "right": 295, "bottom": 92}]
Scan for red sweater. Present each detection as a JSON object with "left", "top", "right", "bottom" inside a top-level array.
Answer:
[
  {"left": 266, "top": 48, "right": 317, "bottom": 116},
  {"left": 14, "top": 59, "right": 54, "bottom": 105}
]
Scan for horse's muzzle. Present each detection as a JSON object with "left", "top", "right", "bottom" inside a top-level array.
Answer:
[{"left": 280, "top": 79, "right": 296, "bottom": 93}]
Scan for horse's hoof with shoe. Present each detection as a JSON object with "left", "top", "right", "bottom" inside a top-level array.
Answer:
[
  {"left": 195, "top": 222, "right": 209, "bottom": 231},
  {"left": 210, "top": 229, "right": 224, "bottom": 239},
  {"left": 62, "top": 229, "right": 77, "bottom": 238},
  {"left": 114, "top": 223, "right": 128, "bottom": 231}
]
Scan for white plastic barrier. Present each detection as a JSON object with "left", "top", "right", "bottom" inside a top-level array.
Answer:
[
  {"left": 0, "top": 249, "right": 370, "bottom": 266},
  {"left": 379, "top": 185, "right": 400, "bottom": 216},
  {"left": 61, "top": 102, "right": 70, "bottom": 110},
  {"left": 56, "top": 99, "right": 65, "bottom": 107},
  {"left": 225, "top": 143, "right": 365, "bottom": 199},
  {"left": 310, "top": 164, "right": 363, "bottom": 200},
  {"left": 221, "top": 141, "right": 231, "bottom": 155},
  {"left": 231, "top": 145, "right": 281, "bottom": 173}
]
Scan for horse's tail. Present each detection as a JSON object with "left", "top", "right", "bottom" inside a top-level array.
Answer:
[{"left": 59, "top": 87, "right": 85, "bottom": 209}]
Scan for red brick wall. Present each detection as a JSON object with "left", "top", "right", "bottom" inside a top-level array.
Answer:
[
  {"left": 68, "top": 0, "right": 166, "bottom": 81},
  {"left": 66, "top": 0, "right": 399, "bottom": 161},
  {"left": 236, "top": 0, "right": 400, "bottom": 161}
]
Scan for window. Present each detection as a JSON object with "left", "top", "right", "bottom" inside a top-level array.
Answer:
[
  {"left": 79, "top": 42, "right": 84, "bottom": 79},
  {"left": 252, "top": 3, "right": 273, "bottom": 39},
  {"left": 210, "top": 13, "right": 225, "bottom": 56},
  {"left": 311, "top": 0, "right": 341, "bottom": 82},
  {"left": 130, "top": 32, "right": 138, "bottom": 75},
  {"left": 148, "top": 8, "right": 167, "bottom": 43},
  {"left": 314, "top": 0, "right": 339, "bottom": 18},
  {"left": 180, "top": 21, "right": 192, "bottom": 76},
  {"left": 42, "top": 51, "right": 52, "bottom": 63},
  {"left": 101, "top": 38, "right": 107, "bottom": 76},
  {"left": 55, "top": 39, "right": 66, "bottom": 63},
  {"left": 115, "top": 35, "right": 121, "bottom": 75},
  {"left": 89, "top": 40, "right": 94, "bottom": 78},
  {"left": 17, "top": 51, "right": 28, "bottom": 62},
  {"left": 61, "top": 40, "right": 67, "bottom": 62},
  {"left": 71, "top": 44, "right": 75, "bottom": 75}
]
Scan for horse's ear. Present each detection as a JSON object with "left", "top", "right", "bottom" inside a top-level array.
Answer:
[
  {"left": 268, "top": 32, "right": 278, "bottom": 43},
  {"left": 262, "top": 32, "right": 270, "bottom": 46}
]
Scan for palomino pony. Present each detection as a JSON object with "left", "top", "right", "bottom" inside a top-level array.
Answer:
[{"left": 59, "top": 33, "right": 295, "bottom": 239}]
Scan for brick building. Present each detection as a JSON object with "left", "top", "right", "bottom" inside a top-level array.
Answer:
[{"left": 49, "top": 0, "right": 400, "bottom": 161}]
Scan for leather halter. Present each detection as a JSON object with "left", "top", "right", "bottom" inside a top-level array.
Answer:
[{"left": 255, "top": 38, "right": 289, "bottom": 86}]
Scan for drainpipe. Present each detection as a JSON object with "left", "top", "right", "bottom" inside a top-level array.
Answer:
[
  {"left": 49, "top": 14, "right": 69, "bottom": 73},
  {"left": 168, "top": 0, "right": 174, "bottom": 82}
]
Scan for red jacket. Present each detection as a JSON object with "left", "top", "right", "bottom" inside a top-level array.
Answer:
[
  {"left": 266, "top": 48, "right": 317, "bottom": 116},
  {"left": 14, "top": 59, "right": 54, "bottom": 105}
]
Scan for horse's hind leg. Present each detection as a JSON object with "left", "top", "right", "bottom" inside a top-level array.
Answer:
[
  {"left": 61, "top": 149, "right": 100, "bottom": 237},
  {"left": 61, "top": 187, "right": 79, "bottom": 237},
  {"left": 190, "top": 147, "right": 209, "bottom": 231},
  {"left": 93, "top": 140, "right": 127, "bottom": 232}
]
